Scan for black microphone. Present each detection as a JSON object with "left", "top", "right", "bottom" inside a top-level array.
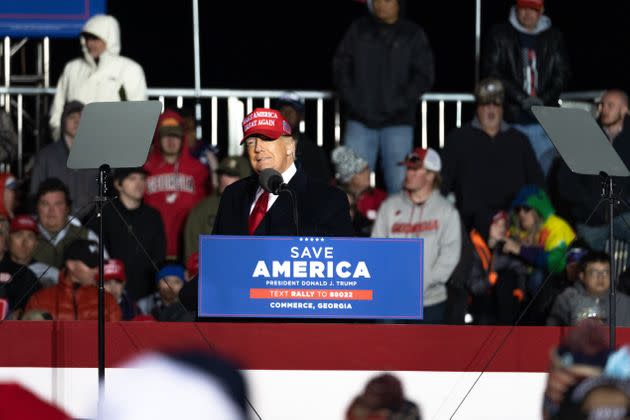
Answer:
[
  {"left": 258, "top": 168, "right": 299, "bottom": 235},
  {"left": 259, "top": 168, "right": 286, "bottom": 194}
]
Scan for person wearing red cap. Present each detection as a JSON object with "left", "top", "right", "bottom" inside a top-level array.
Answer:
[
  {"left": 102, "top": 258, "right": 141, "bottom": 320},
  {"left": 144, "top": 109, "right": 209, "bottom": 259},
  {"left": 212, "top": 108, "right": 353, "bottom": 237},
  {"left": 0, "top": 215, "right": 41, "bottom": 318},
  {"left": 372, "top": 147, "right": 461, "bottom": 324},
  {"left": 482, "top": 0, "right": 570, "bottom": 178}
]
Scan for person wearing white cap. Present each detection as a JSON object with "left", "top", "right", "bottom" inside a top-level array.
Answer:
[{"left": 372, "top": 147, "right": 461, "bottom": 323}]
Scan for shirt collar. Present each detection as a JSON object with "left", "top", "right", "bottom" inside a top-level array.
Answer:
[{"left": 281, "top": 163, "right": 297, "bottom": 187}]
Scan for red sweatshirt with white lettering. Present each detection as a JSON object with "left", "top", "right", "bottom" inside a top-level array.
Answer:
[{"left": 144, "top": 110, "right": 209, "bottom": 258}]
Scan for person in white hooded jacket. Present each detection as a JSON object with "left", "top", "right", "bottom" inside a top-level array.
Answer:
[
  {"left": 372, "top": 147, "right": 461, "bottom": 323},
  {"left": 49, "top": 14, "right": 147, "bottom": 139}
]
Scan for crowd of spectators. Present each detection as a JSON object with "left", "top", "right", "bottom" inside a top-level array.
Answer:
[{"left": 0, "top": 0, "right": 628, "bottom": 329}]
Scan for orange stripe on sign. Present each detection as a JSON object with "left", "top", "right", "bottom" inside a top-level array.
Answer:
[{"left": 249, "top": 289, "right": 373, "bottom": 301}]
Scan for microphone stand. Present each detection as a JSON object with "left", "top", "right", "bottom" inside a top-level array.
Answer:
[
  {"left": 96, "top": 164, "right": 110, "bottom": 397},
  {"left": 279, "top": 184, "right": 299, "bottom": 236},
  {"left": 602, "top": 173, "right": 617, "bottom": 349}
]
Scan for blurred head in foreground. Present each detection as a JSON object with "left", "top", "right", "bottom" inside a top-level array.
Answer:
[{"left": 98, "top": 350, "right": 248, "bottom": 420}]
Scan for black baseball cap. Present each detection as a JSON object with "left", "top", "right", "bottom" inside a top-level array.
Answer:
[
  {"left": 63, "top": 239, "right": 99, "bottom": 268},
  {"left": 113, "top": 167, "right": 148, "bottom": 183}
]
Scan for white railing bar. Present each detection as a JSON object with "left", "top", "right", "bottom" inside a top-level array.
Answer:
[
  {"left": 0, "top": 87, "right": 480, "bottom": 102},
  {"left": 210, "top": 97, "right": 218, "bottom": 146},
  {"left": 421, "top": 101, "right": 428, "bottom": 149},
  {"left": 17, "top": 94, "right": 23, "bottom": 177},
  {"left": 439, "top": 100, "right": 445, "bottom": 149},
  {"left": 317, "top": 98, "right": 323, "bottom": 147}
]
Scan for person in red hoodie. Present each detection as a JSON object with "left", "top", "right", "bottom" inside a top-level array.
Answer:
[{"left": 143, "top": 109, "right": 209, "bottom": 259}]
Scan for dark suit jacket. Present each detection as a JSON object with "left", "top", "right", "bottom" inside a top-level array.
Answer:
[{"left": 212, "top": 169, "right": 354, "bottom": 237}]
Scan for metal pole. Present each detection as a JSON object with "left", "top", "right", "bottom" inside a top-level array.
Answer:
[
  {"left": 608, "top": 177, "right": 616, "bottom": 349},
  {"left": 43, "top": 37, "right": 50, "bottom": 88},
  {"left": 475, "top": 0, "right": 481, "bottom": 85},
  {"left": 17, "top": 94, "right": 22, "bottom": 178},
  {"left": 3, "top": 37, "right": 10, "bottom": 113},
  {"left": 97, "top": 165, "right": 110, "bottom": 393},
  {"left": 42, "top": 37, "right": 50, "bottom": 150},
  {"left": 192, "top": 0, "right": 203, "bottom": 140}
]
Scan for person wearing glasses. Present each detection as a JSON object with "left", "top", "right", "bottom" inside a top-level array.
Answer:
[
  {"left": 502, "top": 185, "right": 575, "bottom": 322},
  {"left": 441, "top": 78, "right": 544, "bottom": 241},
  {"left": 547, "top": 251, "right": 630, "bottom": 326}
]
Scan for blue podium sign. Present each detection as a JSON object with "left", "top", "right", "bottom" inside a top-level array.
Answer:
[
  {"left": 0, "top": 0, "right": 106, "bottom": 38},
  {"left": 199, "top": 236, "right": 423, "bottom": 319}
]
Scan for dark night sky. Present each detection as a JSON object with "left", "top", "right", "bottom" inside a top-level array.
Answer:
[{"left": 46, "top": 0, "right": 630, "bottom": 95}]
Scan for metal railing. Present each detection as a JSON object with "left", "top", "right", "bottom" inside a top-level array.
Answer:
[
  {"left": 0, "top": 86, "right": 480, "bottom": 177},
  {"left": 0, "top": 86, "right": 603, "bottom": 178}
]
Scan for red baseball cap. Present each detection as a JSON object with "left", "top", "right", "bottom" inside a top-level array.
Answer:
[
  {"left": 240, "top": 108, "right": 292, "bottom": 145},
  {"left": 10, "top": 214, "right": 38, "bottom": 234},
  {"left": 517, "top": 0, "right": 543, "bottom": 11},
  {"left": 101, "top": 259, "right": 126, "bottom": 282},
  {"left": 186, "top": 252, "right": 199, "bottom": 277}
]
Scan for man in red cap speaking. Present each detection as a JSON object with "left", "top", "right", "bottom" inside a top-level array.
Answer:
[{"left": 212, "top": 108, "right": 353, "bottom": 236}]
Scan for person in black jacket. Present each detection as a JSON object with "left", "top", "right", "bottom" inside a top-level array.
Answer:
[
  {"left": 333, "top": 0, "right": 434, "bottom": 194},
  {"left": 482, "top": 0, "right": 570, "bottom": 178},
  {"left": 89, "top": 167, "right": 166, "bottom": 302},
  {"left": 554, "top": 90, "right": 630, "bottom": 253},
  {"left": 213, "top": 108, "right": 353, "bottom": 237},
  {"left": 441, "top": 78, "right": 544, "bottom": 238}
]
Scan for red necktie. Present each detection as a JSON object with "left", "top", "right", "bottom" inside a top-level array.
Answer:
[{"left": 248, "top": 191, "right": 269, "bottom": 235}]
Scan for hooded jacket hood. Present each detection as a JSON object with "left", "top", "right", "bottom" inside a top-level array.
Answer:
[
  {"left": 509, "top": 5, "right": 551, "bottom": 35},
  {"left": 511, "top": 184, "right": 555, "bottom": 221},
  {"left": 146, "top": 109, "right": 192, "bottom": 165},
  {"left": 80, "top": 14, "right": 121, "bottom": 66}
]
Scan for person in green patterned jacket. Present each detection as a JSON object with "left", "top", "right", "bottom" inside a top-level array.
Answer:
[{"left": 503, "top": 185, "right": 575, "bottom": 296}]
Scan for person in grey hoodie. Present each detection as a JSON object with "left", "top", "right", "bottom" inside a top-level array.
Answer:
[
  {"left": 372, "top": 147, "right": 461, "bottom": 324},
  {"left": 547, "top": 251, "right": 630, "bottom": 326},
  {"left": 29, "top": 101, "right": 98, "bottom": 220}
]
